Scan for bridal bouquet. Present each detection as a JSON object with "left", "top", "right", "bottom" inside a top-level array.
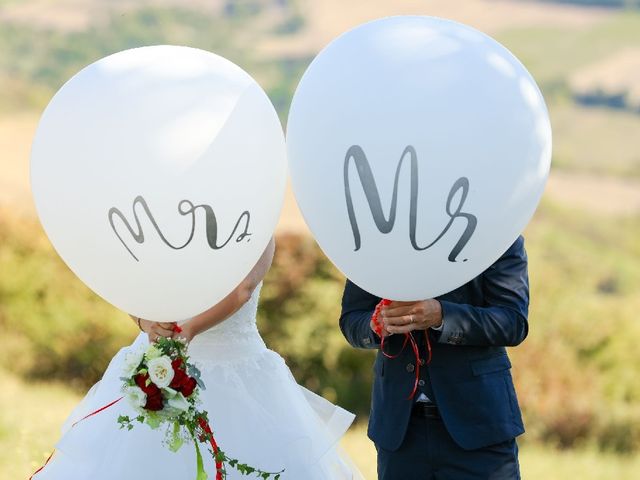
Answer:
[{"left": 117, "top": 333, "right": 282, "bottom": 480}]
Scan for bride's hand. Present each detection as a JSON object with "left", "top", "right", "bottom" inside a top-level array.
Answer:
[
  {"left": 138, "top": 319, "right": 177, "bottom": 343},
  {"left": 174, "top": 322, "right": 196, "bottom": 344}
]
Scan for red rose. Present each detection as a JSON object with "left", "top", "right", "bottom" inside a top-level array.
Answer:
[
  {"left": 171, "top": 358, "right": 183, "bottom": 370},
  {"left": 170, "top": 368, "right": 188, "bottom": 390},
  {"left": 135, "top": 373, "right": 160, "bottom": 397},
  {"left": 134, "top": 372, "right": 146, "bottom": 385},
  {"left": 145, "top": 391, "right": 164, "bottom": 411},
  {"left": 181, "top": 377, "right": 197, "bottom": 397}
]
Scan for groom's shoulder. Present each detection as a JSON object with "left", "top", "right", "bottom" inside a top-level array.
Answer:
[
  {"left": 341, "top": 279, "right": 380, "bottom": 312},
  {"left": 493, "top": 235, "right": 528, "bottom": 269},
  {"left": 485, "top": 235, "right": 527, "bottom": 272},
  {"left": 506, "top": 235, "right": 526, "bottom": 257}
]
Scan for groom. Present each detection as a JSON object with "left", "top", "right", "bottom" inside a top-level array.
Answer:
[{"left": 339, "top": 236, "right": 529, "bottom": 479}]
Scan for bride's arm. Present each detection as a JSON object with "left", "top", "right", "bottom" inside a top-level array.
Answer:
[{"left": 179, "top": 238, "right": 275, "bottom": 342}]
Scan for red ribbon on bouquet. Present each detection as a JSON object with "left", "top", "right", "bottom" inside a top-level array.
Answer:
[
  {"left": 197, "top": 417, "right": 224, "bottom": 480},
  {"left": 371, "top": 299, "right": 433, "bottom": 399},
  {"left": 176, "top": 324, "right": 223, "bottom": 480}
]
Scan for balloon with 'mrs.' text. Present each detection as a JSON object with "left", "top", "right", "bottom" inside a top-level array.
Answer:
[
  {"left": 287, "top": 16, "right": 551, "bottom": 300},
  {"left": 31, "top": 46, "right": 286, "bottom": 321}
]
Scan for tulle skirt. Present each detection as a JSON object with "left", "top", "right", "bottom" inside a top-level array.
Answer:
[{"left": 34, "top": 332, "right": 362, "bottom": 480}]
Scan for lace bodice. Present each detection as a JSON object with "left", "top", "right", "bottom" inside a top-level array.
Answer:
[
  {"left": 199, "top": 282, "right": 261, "bottom": 339},
  {"left": 185, "top": 283, "right": 265, "bottom": 362}
]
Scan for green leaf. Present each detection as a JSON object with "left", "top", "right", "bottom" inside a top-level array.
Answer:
[
  {"left": 168, "top": 421, "right": 184, "bottom": 452},
  {"left": 193, "top": 434, "right": 208, "bottom": 480},
  {"left": 146, "top": 413, "right": 161, "bottom": 429}
]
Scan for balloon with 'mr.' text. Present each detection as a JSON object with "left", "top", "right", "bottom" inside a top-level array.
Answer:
[
  {"left": 287, "top": 16, "right": 551, "bottom": 300},
  {"left": 31, "top": 45, "right": 286, "bottom": 321}
]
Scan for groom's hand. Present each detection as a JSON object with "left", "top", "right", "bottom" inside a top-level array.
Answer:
[
  {"left": 381, "top": 300, "right": 443, "bottom": 334},
  {"left": 370, "top": 317, "right": 391, "bottom": 338}
]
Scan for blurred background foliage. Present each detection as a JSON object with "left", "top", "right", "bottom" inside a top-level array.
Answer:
[
  {"left": 1, "top": 0, "right": 640, "bottom": 478},
  {"left": 2, "top": 202, "right": 640, "bottom": 454}
]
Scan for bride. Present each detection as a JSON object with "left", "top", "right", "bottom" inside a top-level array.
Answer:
[{"left": 33, "top": 239, "right": 361, "bottom": 479}]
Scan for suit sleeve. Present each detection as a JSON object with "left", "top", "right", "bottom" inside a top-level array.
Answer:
[
  {"left": 339, "top": 279, "right": 381, "bottom": 350},
  {"left": 437, "top": 236, "right": 530, "bottom": 347}
]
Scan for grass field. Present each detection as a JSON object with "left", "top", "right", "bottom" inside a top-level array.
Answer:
[
  {"left": 497, "top": 12, "right": 640, "bottom": 86},
  {"left": 3, "top": 369, "right": 640, "bottom": 480},
  {"left": 343, "top": 424, "right": 640, "bottom": 480}
]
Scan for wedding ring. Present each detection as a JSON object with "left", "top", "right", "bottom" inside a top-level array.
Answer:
[{"left": 409, "top": 314, "right": 414, "bottom": 324}]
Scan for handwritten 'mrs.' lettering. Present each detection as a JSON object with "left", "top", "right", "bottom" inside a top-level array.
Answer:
[
  {"left": 343, "top": 145, "right": 477, "bottom": 262},
  {"left": 108, "top": 196, "right": 251, "bottom": 262}
]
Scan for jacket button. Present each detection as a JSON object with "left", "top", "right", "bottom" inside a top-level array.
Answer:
[
  {"left": 418, "top": 379, "right": 425, "bottom": 387},
  {"left": 363, "top": 338, "right": 371, "bottom": 345},
  {"left": 406, "top": 363, "right": 415, "bottom": 373}
]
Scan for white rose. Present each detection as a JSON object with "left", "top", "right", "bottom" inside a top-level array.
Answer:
[
  {"left": 167, "top": 392, "right": 190, "bottom": 412},
  {"left": 122, "top": 348, "right": 144, "bottom": 377},
  {"left": 147, "top": 356, "right": 175, "bottom": 388},
  {"left": 125, "top": 386, "right": 147, "bottom": 410}
]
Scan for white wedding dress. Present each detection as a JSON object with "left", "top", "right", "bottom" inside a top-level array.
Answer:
[{"left": 34, "top": 284, "right": 362, "bottom": 480}]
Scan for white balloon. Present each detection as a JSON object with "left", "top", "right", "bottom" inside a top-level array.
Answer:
[
  {"left": 287, "top": 16, "right": 551, "bottom": 300},
  {"left": 31, "top": 45, "right": 286, "bottom": 321}
]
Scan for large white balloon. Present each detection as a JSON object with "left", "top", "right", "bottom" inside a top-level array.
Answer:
[
  {"left": 31, "top": 45, "right": 286, "bottom": 321},
  {"left": 287, "top": 16, "right": 551, "bottom": 300}
]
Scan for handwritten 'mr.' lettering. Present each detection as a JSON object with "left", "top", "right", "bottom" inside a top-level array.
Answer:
[{"left": 343, "top": 145, "right": 477, "bottom": 262}]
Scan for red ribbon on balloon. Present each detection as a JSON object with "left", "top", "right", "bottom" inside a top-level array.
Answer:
[{"left": 371, "top": 299, "right": 433, "bottom": 399}]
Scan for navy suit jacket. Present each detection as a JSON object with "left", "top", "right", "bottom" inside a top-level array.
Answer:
[{"left": 339, "top": 236, "right": 529, "bottom": 451}]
